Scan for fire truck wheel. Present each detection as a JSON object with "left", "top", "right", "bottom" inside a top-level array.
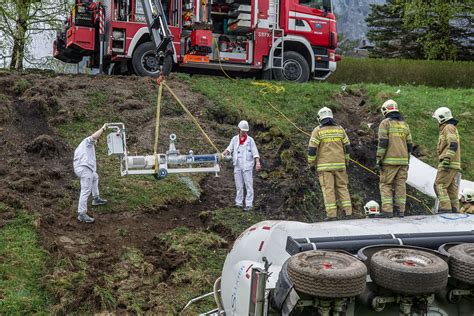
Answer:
[
  {"left": 370, "top": 248, "right": 448, "bottom": 295},
  {"left": 132, "top": 41, "right": 172, "bottom": 77},
  {"left": 273, "top": 51, "right": 310, "bottom": 83},
  {"left": 447, "top": 243, "right": 474, "bottom": 285},
  {"left": 287, "top": 250, "right": 367, "bottom": 298}
]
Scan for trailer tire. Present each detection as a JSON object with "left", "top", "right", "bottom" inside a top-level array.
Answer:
[
  {"left": 273, "top": 51, "right": 310, "bottom": 83},
  {"left": 287, "top": 250, "right": 367, "bottom": 298},
  {"left": 370, "top": 248, "right": 448, "bottom": 295},
  {"left": 447, "top": 243, "right": 474, "bottom": 285},
  {"left": 132, "top": 41, "right": 173, "bottom": 77}
]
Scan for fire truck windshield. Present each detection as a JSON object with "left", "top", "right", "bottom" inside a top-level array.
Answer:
[{"left": 299, "top": 0, "right": 332, "bottom": 12}]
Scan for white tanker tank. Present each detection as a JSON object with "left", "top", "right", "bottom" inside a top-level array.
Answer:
[{"left": 189, "top": 214, "right": 474, "bottom": 315}]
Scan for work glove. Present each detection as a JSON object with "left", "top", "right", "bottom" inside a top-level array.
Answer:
[
  {"left": 102, "top": 123, "right": 109, "bottom": 131},
  {"left": 441, "top": 157, "right": 451, "bottom": 169}
]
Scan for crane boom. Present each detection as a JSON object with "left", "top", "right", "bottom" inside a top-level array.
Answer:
[{"left": 140, "top": 0, "right": 173, "bottom": 57}]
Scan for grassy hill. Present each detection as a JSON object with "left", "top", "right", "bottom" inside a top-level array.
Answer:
[{"left": 0, "top": 71, "right": 472, "bottom": 314}]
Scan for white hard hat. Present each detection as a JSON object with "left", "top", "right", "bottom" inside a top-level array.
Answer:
[
  {"left": 238, "top": 120, "right": 249, "bottom": 131},
  {"left": 381, "top": 99, "right": 399, "bottom": 116},
  {"left": 317, "top": 107, "right": 333, "bottom": 122},
  {"left": 364, "top": 200, "right": 380, "bottom": 216},
  {"left": 432, "top": 107, "right": 453, "bottom": 124},
  {"left": 461, "top": 188, "right": 474, "bottom": 203}
]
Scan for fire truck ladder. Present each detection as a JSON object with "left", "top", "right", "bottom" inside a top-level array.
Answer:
[
  {"left": 141, "top": 0, "right": 173, "bottom": 56},
  {"left": 269, "top": 0, "right": 284, "bottom": 70}
]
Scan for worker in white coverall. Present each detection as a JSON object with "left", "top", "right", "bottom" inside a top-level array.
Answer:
[
  {"left": 222, "top": 120, "right": 261, "bottom": 211},
  {"left": 73, "top": 124, "right": 108, "bottom": 223}
]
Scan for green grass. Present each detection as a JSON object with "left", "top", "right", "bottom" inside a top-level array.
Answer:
[
  {"left": 186, "top": 76, "right": 474, "bottom": 180},
  {"left": 202, "top": 208, "right": 264, "bottom": 238},
  {"left": 328, "top": 57, "right": 474, "bottom": 88},
  {"left": 0, "top": 213, "right": 51, "bottom": 314}
]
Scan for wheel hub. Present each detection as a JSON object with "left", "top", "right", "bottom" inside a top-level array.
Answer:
[
  {"left": 389, "top": 253, "right": 433, "bottom": 267},
  {"left": 282, "top": 59, "right": 302, "bottom": 81},
  {"left": 141, "top": 51, "right": 160, "bottom": 73}
]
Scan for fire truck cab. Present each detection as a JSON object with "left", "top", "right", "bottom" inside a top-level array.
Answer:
[{"left": 54, "top": 0, "right": 339, "bottom": 82}]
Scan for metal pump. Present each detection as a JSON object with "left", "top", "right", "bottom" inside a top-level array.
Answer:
[{"left": 106, "top": 122, "right": 222, "bottom": 179}]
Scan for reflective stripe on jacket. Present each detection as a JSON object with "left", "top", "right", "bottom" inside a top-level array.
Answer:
[
  {"left": 308, "top": 125, "right": 350, "bottom": 172},
  {"left": 437, "top": 123, "right": 461, "bottom": 170},
  {"left": 377, "top": 118, "right": 412, "bottom": 166}
]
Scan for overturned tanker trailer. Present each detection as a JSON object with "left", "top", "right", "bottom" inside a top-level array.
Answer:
[{"left": 189, "top": 214, "right": 474, "bottom": 315}]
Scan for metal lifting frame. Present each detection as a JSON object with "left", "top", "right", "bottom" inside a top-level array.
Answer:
[
  {"left": 141, "top": 0, "right": 173, "bottom": 56},
  {"left": 106, "top": 123, "right": 221, "bottom": 179}
]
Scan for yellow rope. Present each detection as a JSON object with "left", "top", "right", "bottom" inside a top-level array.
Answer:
[
  {"left": 246, "top": 81, "right": 434, "bottom": 214},
  {"left": 213, "top": 38, "right": 236, "bottom": 81},
  {"left": 162, "top": 82, "right": 221, "bottom": 154},
  {"left": 153, "top": 82, "right": 164, "bottom": 174}
]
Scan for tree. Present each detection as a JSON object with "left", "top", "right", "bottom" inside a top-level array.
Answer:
[
  {"left": 0, "top": 0, "right": 67, "bottom": 70},
  {"left": 403, "top": 0, "right": 472, "bottom": 60},
  {"left": 366, "top": 0, "right": 424, "bottom": 59},
  {"left": 366, "top": 0, "right": 473, "bottom": 60}
]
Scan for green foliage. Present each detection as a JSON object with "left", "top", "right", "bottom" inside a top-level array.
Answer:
[
  {"left": 0, "top": 213, "right": 51, "bottom": 314},
  {"left": 328, "top": 57, "right": 474, "bottom": 88},
  {"left": 366, "top": 0, "right": 472, "bottom": 60}
]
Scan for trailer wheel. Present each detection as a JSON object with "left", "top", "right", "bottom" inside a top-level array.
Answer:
[
  {"left": 273, "top": 51, "right": 310, "bottom": 83},
  {"left": 132, "top": 41, "right": 173, "bottom": 77},
  {"left": 370, "top": 248, "right": 448, "bottom": 295},
  {"left": 448, "top": 243, "right": 474, "bottom": 285},
  {"left": 287, "top": 250, "right": 367, "bottom": 298}
]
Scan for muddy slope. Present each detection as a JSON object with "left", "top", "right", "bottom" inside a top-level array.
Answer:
[{"left": 0, "top": 72, "right": 431, "bottom": 313}]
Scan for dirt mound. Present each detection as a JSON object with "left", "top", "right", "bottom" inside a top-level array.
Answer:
[{"left": 25, "top": 134, "right": 63, "bottom": 157}]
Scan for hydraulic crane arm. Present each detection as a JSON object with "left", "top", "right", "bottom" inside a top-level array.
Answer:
[{"left": 140, "top": 0, "right": 173, "bottom": 56}]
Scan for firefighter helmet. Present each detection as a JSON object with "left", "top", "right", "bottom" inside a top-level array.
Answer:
[
  {"left": 238, "top": 120, "right": 249, "bottom": 131},
  {"left": 317, "top": 107, "right": 333, "bottom": 122},
  {"left": 381, "top": 100, "right": 399, "bottom": 117},
  {"left": 364, "top": 200, "right": 380, "bottom": 216},
  {"left": 461, "top": 188, "right": 474, "bottom": 203},
  {"left": 432, "top": 107, "right": 453, "bottom": 124}
]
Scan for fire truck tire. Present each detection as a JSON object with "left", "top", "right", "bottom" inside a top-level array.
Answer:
[
  {"left": 370, "top": 248, "right": 448, "bottom": 295},
  {"left": 273, "top": 51, "right": 310, "bottom": 83},
  {"left": 287, "top": 250, "right": 367, "bottom": 298},
  {"left": 447, "top": 243, "right": 474, "bottom": 285},
  {"left": 132, "top": 42, "right": 172, "bottom": 77}
]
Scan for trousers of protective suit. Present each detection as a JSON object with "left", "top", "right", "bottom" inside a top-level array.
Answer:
[
  {"left": 74, "top": 166, "right": 99, "bottom": 214},
  {"left": 234, "top": 168, "right": 254, "bottom": 207},
  {"left": 318, "top": 170, "right": 352, "bottom": 218},
  {"left": 434, "top": 168, "right": 460, "bottom": 212},
  {"left": 379, "top": 165, "right": 408, "bottom": 213}
]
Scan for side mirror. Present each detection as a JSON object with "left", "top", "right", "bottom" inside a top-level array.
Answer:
[{"left": 322, "top": 0, "right": 331, "bottom": 13}]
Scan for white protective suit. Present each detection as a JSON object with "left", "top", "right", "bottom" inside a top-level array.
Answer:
[
  {"left": 226, "top": 135, "right": 260, "bottom": 207},
  {"left": 73, "top": 136, "right": 99, "bottom": 214}
]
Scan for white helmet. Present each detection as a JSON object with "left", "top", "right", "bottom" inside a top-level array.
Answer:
[
  {"left": 364, "top": 200, "right": 380, "bottom": 216},
  {"left": 432, "top": 107, "right": 453, "bottom": 124},
  {"left": 461, "top": 188, "right": 474, "bottom": 203},
  {"left": 317, "top": 107, "right": 333, "bottom": 122},
  {"left": 381, "top": 99, "right": 399, "bottom": 116},
  {"left": 238, "top": 120, "right": 249, "bottom": 131}
]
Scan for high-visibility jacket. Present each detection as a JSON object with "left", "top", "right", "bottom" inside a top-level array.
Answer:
[
  {"left": 460, "top": 203, "right": 474, "bottom": 214},
  {"left": 377, "top": 118, "right": 412, "bottom": 166},
  {"left": 437, "top": 123, "right": 461, "bottom": 170},
  {"left": 308, "top": 125, "right": 350, "bottom": 172}
]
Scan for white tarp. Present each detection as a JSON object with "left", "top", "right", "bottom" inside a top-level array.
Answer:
[{"left": 407, "top": 155, "right": 474, "bottom": 198}]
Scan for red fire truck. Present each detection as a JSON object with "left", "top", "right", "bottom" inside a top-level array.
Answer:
[{"left": 53, "top": 0, "right": 339, "bottom": 82}]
